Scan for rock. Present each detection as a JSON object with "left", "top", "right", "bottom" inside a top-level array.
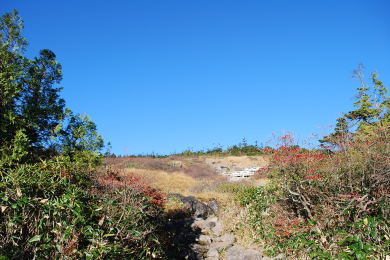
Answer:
[
  {"left": 226, "top": 245, "right": 263, "bottom": 260},
  {"left": 191, "top": 218, "right": 216, "bottom": 234},
  {"left": 207, "top": 216, "right": 218, "bottom": 223},
  {"left": 211, "top": 220, "right": 223, "bottom": 236},
  {"left": 194, "top": 200, "right": 211, "bottom": 217},
  {"left": 189, "top": 244, "right": 207, "bottom": 260},
  {"left": 170, "top": 194, "right": 213, "bottom": 218},
  {"left": 207, "top": 199, "right": 220, "bottom": 215},
  {"left": 209, "top": 233, "right": 235, "bottom": 250},
  {"left": 197, "top": 235, "right": 212, "bottom": 245},
  {"left": 216, "top": 233, "right": 235, "bottom": 244},
  {"left": 206, "top": 248, "right": 219, "bottom": 260}
]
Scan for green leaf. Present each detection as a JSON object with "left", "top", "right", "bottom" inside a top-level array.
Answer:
[{"left": 28, "top": 235, "right": 41, "bottom": 243}]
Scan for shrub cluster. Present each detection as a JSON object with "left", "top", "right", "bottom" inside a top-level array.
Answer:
[
  {"left": 238, "top": 71, "right": 390, "bottom": 259},
  {"left": 178, "top": 138, "right": 264, "bottom": 157},
  {"left": 239, "top": 130, "right": 389, "bottom": 258},
  {"left": 0, "top": 158, "right": 168, "bottom": 259},
  {"left": 0, "top": 10, "right": 169, "bottom": 259}
]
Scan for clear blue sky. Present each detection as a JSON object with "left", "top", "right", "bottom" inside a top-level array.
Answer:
[{"left": 3, "top": 0, "right": 390, "bottom": 155}]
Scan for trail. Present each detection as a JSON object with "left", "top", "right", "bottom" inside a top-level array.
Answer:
[{"left": 165, "top": 194, "right": 285, "bottom": 260}]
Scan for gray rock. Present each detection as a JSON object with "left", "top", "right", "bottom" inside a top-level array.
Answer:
[
  {"left": 189, "top": 244, "right": 207, "bottom": 260},
  {"left": 194, "top": 200, "right": 211, "bottom": 217},
  {"left": 216, "top": 233, "right": 235, "bottom": 244},
  {"left": 207, "top": 216, "right": 218, "bottom": 223},
  {"left": 197, "top": 234, "right": 212, "bottom": 245},
  {"left": 209, "top": 233, "right": 235, "bottom": 250},
  {"left": 207, "top": 248, "right": 219, "bottom": 258},
  {"left": 208, "top": 199, "right": 220, "bottom": 215},
  {"left": 211, "top": 220, "right": 223, "bottom": 236},
  {"left": 191, "top": 218, "right": 216, "bottom": 234},
  {"left": 226, "top": 245, "right": 263, "bottom": 260},
  {"left": 170, "top": 194, "right": 214, "bottom": 218}
]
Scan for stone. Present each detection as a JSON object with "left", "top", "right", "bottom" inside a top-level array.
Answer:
[
  {"left": 207, "top": 216, "right": 218, "bottom": 223},
  {"left": 188, "top": 244, "right": 207, "bottom": 260},
  {"left": 207, "top": 248, "right": 219, "bottom": 258},
  {"left": 169, "top": 194, "right": 220, "bottom": 218},
  {"left": 172, "top": 194, "right": 213, "bottom": 218},
  {"left": 226, "top": 245, "right": 263, "bottom": 260},
  {"left": 205, "top": 248, "right": 219, "bottom": 260},
  {"left": 209, "top": 233, "right": 235, "bottom": 250},
  {"left": 211, "top": 220, "right": 223, "bottom": 236},
  {"left": 208, "top": 199, "right": 220, "bottom": 215},
  {"left": 191, "top": 218, "right": 216, "bottom": 234},
  {"left": 197, "top": 234, "right": 212, "bottom": 245},
  {"left": 216, "top": 233, "right": 235, "bottom": 244},
  {"left": 194, "top": 201, "right": 211, "bottom": 217}
]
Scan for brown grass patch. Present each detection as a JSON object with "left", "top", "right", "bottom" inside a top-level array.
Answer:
[{"left": 122, "top": 168, "right": 198, "bottom": 195}]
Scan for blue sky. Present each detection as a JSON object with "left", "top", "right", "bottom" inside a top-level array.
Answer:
[{"left": 3, "top": 0, "right": 390, "bottom": 155}]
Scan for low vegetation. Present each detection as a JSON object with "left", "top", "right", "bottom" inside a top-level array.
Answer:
[
  {"left": 178, "top": 138, "right": 264, "bottom": 157},
  {"left": 237, "top": 70, "right": 390, "bottom": 258},
  {"left": 1, "top": 9, "right": 388, "bottom": 260}
]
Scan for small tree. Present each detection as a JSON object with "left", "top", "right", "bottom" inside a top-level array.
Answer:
[{"left": 321, "top": 66, "right": 389, "bottom": 149}]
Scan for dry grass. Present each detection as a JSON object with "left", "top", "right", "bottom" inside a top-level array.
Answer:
[
  {"left": 220, "top": 199, "right": 263, "bottom": 248},
  {"left": 204, "top": 155, "right": 269, "bottom": 168},
  {"left": 110, "top": 155, "right": 269, "bottom": 251},
  {"left": 122, "top": 168, "right": 198, "bottom": 195}
]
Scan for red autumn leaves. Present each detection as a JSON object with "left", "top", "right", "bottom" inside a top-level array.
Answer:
[{"left": 98, "top": 169, "right": 166, "bottom": 207}]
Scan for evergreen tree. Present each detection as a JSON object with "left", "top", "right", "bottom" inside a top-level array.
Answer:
[
  {"left": 0, "top": 10, "right": 103, "bottom": 162},
  {"left": 321, "top": 66, "right": 389, "bottom": 148}
]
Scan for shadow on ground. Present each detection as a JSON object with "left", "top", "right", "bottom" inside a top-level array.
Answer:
[{"left": 165, "top": 211, "right": 203, "bottom": 259}]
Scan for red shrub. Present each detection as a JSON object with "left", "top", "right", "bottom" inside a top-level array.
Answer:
[{"left": 97, "top": 168, "right": 167, "bottom": 207}]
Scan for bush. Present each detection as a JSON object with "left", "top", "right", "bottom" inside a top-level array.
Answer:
[
  {"left": 238, "top": 70, "right": 390, "bottom": 258},
  {"left": 239, "top": 130, "right": 390, "bottom": 258},
  {"left": 0, "top": 159, "right": 168, "bottom": 259}
]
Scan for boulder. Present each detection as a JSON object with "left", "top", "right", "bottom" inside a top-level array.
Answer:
[{"left": 170, "top": 194, "right": 214, "bottom": 218}]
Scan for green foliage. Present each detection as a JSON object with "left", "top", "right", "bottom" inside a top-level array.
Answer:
[
  {"left": 177, "top": 138, "right": 264, "bottom": 157},
  {"left": 0, "top": 130, "right": 29, "bottom": 168},
  {"left": 321, "top": 66, "right": 389, "bottom": 148},
  {"left": 0, "top": 10, "right": 102, "bottom": 161},
  {"left": 240, "top": 71, "right": 390, "bottom": 258},
  {"left": 0, "top": 10, "right": 168, "bottom": 259},
  {"left": 0, "top": 159, "right": 166, "bottom": 259}
]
